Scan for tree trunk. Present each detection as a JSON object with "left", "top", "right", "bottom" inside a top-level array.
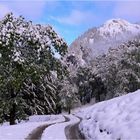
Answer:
[
  {"left": 10, "top": 103, "right": 16, "bottom": 125},
  {"left": 95, "top": 92, "right": 100, "bottom": 103},
  {"left": 55, "top": 104, "right": 62, "bottom": 114},
  {"left": 68, "top": 107, "right": 71, "bottom": 114},
  {"left": 9, "top": 86, "right": 16, "bottom": 125},
  {"left": 58, "top": 105, "right": 62, "bottom": 114},
  {"left": 80, "top": 94, "right": 82, "bottom": 103}
]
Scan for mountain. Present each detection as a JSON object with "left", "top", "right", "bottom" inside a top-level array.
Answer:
[
  {"left": 98, "top": 19, "right": 140, "bottom": 39},
  {"left": 67, "top": 19, "right": 140, "bottom": 65}
]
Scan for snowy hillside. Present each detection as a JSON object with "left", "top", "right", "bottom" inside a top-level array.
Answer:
[
  {"left": 76, "top": 89, "right": 140, "bottom": 140},
  {"left": 68, "top": 19, "right": 140, "bottom": 65}
]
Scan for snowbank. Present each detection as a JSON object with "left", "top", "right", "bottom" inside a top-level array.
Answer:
[
  {"left": 0, "top": 115, "right": 64, "bottom": 140},
  {"left": 41, "top": 114, "right": 79, "bottom": 140},
  {"left": 76, "top": 90, "right": 140, "bottom": 140}
]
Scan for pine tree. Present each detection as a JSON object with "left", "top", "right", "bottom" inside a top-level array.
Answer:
[
  {"left": 90, "top": 35, "right": 140, "bottom": 99},
  {"left": 59, "top": 79, "right": 78, "bottom": 114},
  {"left": 0, "top": 13, "right": 68, "bottom": 124}
]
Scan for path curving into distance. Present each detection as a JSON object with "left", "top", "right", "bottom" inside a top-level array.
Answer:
[
  {"left": 25, "top": 115, "right": 85, "bottom": 140},
  {"left": 25, "top": 116, "right": 69, "bottom": 140},
  {"left": 65, "top": 116, "right": 85, "bottom": 140}
]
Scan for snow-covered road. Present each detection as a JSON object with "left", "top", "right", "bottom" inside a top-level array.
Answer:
[
  {"left": 0, "top": 114, "right": 84, "bottom": 140},
  {"left": 25, "top": 123, "right": 51, "bottom": 140},
  {"left": 65, "top": 116, "right": 85, "bottom": 140},
  {"left": 41, "top": 114, "right": 82, "bottom": 140},
  {"left": 0, "top": 115, "right": 65, "bottom": 140},
  {"left": 26, "top": 116, "right": 69, "bottom": 140}
]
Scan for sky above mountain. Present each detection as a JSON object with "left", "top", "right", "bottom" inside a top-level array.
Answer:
[{"left": 0, "top": 0, "right": 140, "bottom": 45}]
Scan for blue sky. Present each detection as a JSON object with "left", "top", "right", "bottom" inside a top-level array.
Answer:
[{"left": 0, "top": 0, "right": 140, "bottom": 45}]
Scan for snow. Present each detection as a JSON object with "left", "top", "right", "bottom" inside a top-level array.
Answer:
[
  {"left": 89, "top": 38, "right": 94, "bottom": 44},
  {"left": 99, "top": 19, "right": 140, "bottom": 38},
  {"left": 2, "top": 89, "right": 140, "bottom": 140},
  {"left": 0, "top": 114, "right": 80, "bottom": 140},
  {"left": 41, "top": 114, "right": 79, "bottom": 140},
  {"left": 69, "top": 18, "right": 140, "bottom": 62},
  {"left": 76, "top": 89, "right": 140, "bottom": 140},
  {"left": 0, "top": 115, "right": 65, "bottom": 140},
  {"left": 28, "top": 115, "right": 64, "bottom": 122}
]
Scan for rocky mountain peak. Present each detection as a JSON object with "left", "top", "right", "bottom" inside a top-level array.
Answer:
[
  {"left": 66, "top": 19, "right": 140, "bottom": 66},
  {"left": 99, "top": 19, "right": 140, "bottom": 38}
]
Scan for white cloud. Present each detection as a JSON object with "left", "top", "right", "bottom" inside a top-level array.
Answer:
[
  {"left": 114, "top": 1, "right": 140, "bottom": 22},
  {"left": 0, "top": 1, "right": 46, "bottom": 20},
  {"left": 51, "top": 10, "right": 96, "bottom": 25},
  {"left": 10, "top": 1, "right": 46, "bottom": 20},
  {"left": 0, "top": 4, "right": 11, "bottom": 18}
]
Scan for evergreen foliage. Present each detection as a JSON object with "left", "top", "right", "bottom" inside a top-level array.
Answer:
[
  {"left": 0, "top": 13, "right": 67, "bottom": 124},
  {"left": 0, "top": 13, "right": 140, "bottom": 124},
  {"left": 91, "top": 36, "right": 140, "bottom": 99}
]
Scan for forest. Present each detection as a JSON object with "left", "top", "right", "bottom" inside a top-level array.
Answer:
[{"left": 0, "top": 13, "right": 140, "bottom": 125}]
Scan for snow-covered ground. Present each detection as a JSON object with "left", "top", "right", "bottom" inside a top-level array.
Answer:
[
  {"left": 41, "top": 114, "right": 79, "bottom": 140},
  {"left": 0, "top": 115, "right": 65, "bottom": 140},
  {"left": 76, "top": 89, "right": 140, "bottom": 140},
  {"left": 2, "top": 90, "right": 140, "bottom": 140},
  {"left": 0, "top": 114, "right": 80, "bottom": 140}
]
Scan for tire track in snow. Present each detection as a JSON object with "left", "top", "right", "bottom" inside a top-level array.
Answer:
[
  {"left": 25, "top": 116, "right": 69, "bottom": 140},
  {"left": 25, "top": 115, "right": 84, "bottom": 140},
  {"left": 65, "top": 116, "right": 85, "bottom": 140},
  {"left": 25, "top": 123, "right": 52, "bottom": 140}
]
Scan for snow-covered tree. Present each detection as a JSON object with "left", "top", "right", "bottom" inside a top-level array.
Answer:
[
  {"left": 91, "top": 35, "right": 140, "bottom": 99},
  {"left": 59, "top": 79, "right": 78, "bottom": 114},
  {"left": 0, "top": 13, "right": 67, "bottom": 124},
  {"left": 75, "top": 66, "right": 106, "bottom": 103}
]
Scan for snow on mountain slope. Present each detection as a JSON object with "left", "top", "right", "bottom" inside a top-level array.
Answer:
[
  {"left": 99, "top": 19, "right": 140, "bottom": 39},
  {"left": 76, "top": 89, "right": 140, "bottom": 140},
  {"left": 68, "top": 19, "right": 140, "bottom": 65}
]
